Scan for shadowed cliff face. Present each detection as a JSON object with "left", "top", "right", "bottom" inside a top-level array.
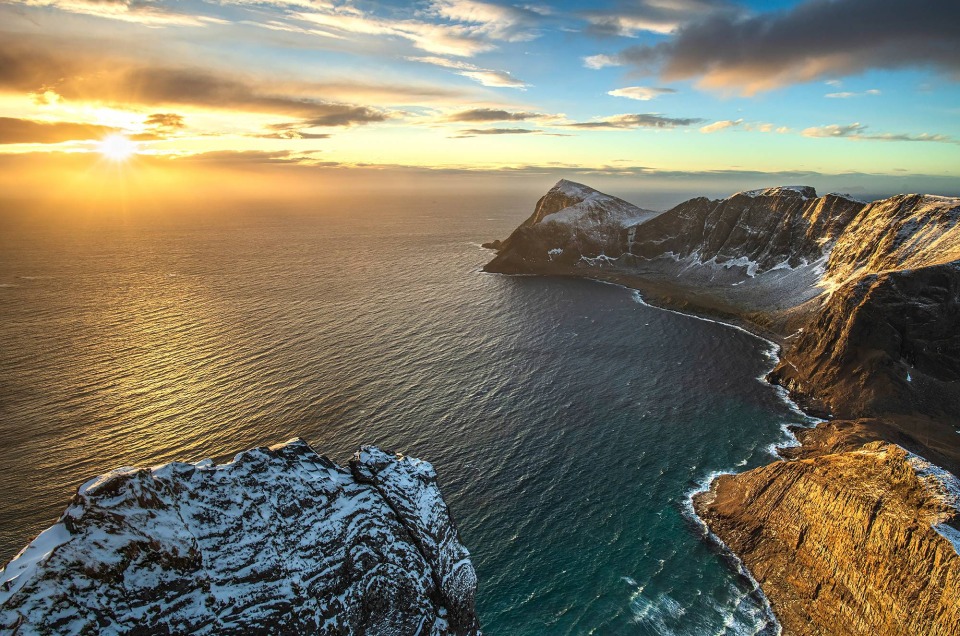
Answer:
[
  {"left": 771, "top": 261, "right": 960, "bottom": 419},
  {"left": 695, "top": 433, "right": 960, "bottom": 636},
  {"left": 624, "top": 187, "right": 863, "bottom": 275},
  {"left": 0, "top": 440, "right": 480, "bottom": 636},
  {"left": 483, "top": 179, "right": 657, "bottom": 273},
  {"left": 770, "top": 193, "right": 960, "bottom": 419}
]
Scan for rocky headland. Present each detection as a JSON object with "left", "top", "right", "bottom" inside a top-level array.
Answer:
[
  {"left": 0, "top": 439, "right": 480, "bottom": 635},
  {"left": 484, "top": 179, "right": 960, "bottom": 634}
]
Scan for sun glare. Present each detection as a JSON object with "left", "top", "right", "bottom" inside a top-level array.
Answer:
[{"left": 97, "top": 134, "right": 138, "bottom": 161}]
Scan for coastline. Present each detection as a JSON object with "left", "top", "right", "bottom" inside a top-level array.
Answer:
[
  {"left": 482, "top": 263, "right": 824, "bottom": 635},
  {"left": 483, "top": 260, "right": 960, "bottom": 635}
]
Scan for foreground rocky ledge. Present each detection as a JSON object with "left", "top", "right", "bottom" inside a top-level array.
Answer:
[
  {"left": 0, "top": 439, "right": 480, "bottom": 635},
  {"left": 695, "top": 425, "right": 960, "bottom": 635}
]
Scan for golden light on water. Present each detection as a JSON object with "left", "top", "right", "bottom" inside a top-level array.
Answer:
[{"left": 96, "top": 134, "right": 138, "bottom": 162}]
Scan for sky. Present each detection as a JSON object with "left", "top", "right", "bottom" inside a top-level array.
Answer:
[{"left": 1, "top": 0, "right": 959, "bottom": 203}]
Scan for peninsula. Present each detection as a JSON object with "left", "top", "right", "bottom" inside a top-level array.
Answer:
[{"left": 484, "top": 179, "right": 960, "bottom": 634}]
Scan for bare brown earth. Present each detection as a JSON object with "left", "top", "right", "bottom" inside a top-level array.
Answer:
[{"left": 483, "top": 182, "right": 960, "bottom": 635}]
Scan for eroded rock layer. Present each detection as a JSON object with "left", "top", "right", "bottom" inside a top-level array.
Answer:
[
  {"left": 0, "top": 440, "right": 480, "bottom": 636},
  {"left": 695, "top": 430, "right": 960, "bottom": 636}
]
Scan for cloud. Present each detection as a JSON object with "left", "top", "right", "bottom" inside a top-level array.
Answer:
[
  {"left": 583, "top": 54, "right": 620, "bottom": 70},
  {"left": 260, "top": 123, "right": 333, "bottom": 140},
  {"left": 603, "top": 0, "right": 960, "bottom": 94},
  {"left": 288, "top": 0, "right": 545, "bottom": 58},
  {"left": 17, "top": 0, "right": 224, "bottom": 26},
  {"left": 608, "top": 86, "right": 676, "bottom": 101},
  {"left": 453, "top": 127, "right": 539, "bottom": 137},
  {"left": 426, "top": 0, "right": 543, "bottom": 42},
  {"left": 699, "top": 118, "right": 742, "bottom": 133},
  {"left": 802, "top": 122, "right": 955, "bottom": 143},
  {"left": 458, "top": 69, "right": 526, "bottom": 88},
  {"left": 444, "top": 108, "right": 542, "bottom": 122},
  {"left": 825, "top": 89, "right": 881, "bottom": 98},
  {"left": 0, "top": 117, "right": 118, "bottom": 144},
  {"left": 145, "top": 113, "right": 185, "bottom": 130},
  {"left": 408, "top": 56, "right": 526, "bottom": 88},
  {"left": 0, "top": 39, "right": 391, "bottom": 126},
  {"left": 582, "top": 0, "right": 735, "bottom": 37},
  {"left": 172, "top": 150, "right": 315, "bottom": 164},
  {"left": 566, "top": 113, "right": 703, "bottom": 129}
]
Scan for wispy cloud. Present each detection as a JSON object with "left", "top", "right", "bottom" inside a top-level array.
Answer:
[
  {"left": 453, "top": 127, "right": 539, "bottom": 137},
  {"left": 443, "top": 108, "right": 542, "bottom": 122},
  {"left": 582, "top": 0, "right": 735, "bottom": 37},
  {"left": 409, "top": 56, "right": 527, "bottom": 88},
  {"left": 18, "top": 0, "right": 224, "bottom": 26},
  {"left": 287, "top": 0, "right": 546, "bottom": 57},
  {"left": 0, "top": 117, "right": 117, "bottom": 144},
  {"left": 825, "top": 89, "right": 881, "bottom": 98},
  {"left": 426, "top": 0, "right": 544, "bottom": 42},
  {"left": 802, "top": 122, "right": 955, "bottom": 143},
  {"left": 699, "top": 118, "right": 742, "bottom": 133},
  {"left": 583, "top": 54, "right": 620, "bottom": 70},
  {"left": 607, "top": 86, "right": 676, "bottom": 101},
  {"left": 565, "top": 113, "right": 703, "bottom": 130}
]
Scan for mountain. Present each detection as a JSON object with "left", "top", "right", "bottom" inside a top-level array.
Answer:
[
  {"left": 483, "top": 180, "right": 960, "bottom": 636},
  {"left": 483, "top": 179, "right": 658, "bottom": 272},
  {"left": 0, "top": 439, "right": 480, "bottom": 635}
]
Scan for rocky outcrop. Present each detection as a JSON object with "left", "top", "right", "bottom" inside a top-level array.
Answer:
[
  {"left": 695, "top": 430, "right": 960, "bottom": 636},
  {"left": 484, "top": 179, "right": 658, "bottom": 273},
  {"left": 623, "top": 186, "right": 863, "bottom": 277},
  {"left": 0, "top": 439, "right": 480, "bottom": 635}
]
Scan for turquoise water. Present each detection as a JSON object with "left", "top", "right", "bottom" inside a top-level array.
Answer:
[{"left": 0, "top": 190, "right": 807, "bottom": 633}]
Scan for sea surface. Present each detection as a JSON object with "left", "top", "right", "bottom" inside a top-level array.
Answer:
[{"left": 0, "top": 189, "right": 811, "bottom": 634}]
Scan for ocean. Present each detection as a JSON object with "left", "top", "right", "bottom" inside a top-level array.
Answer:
[{"left": 0, "top": 189, "right": 811, "bottom": 634}]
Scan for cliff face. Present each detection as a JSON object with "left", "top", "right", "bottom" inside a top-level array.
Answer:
[
  {"left": 771, "top": 194, "right": 960, "bottom": 419},
  {"left": 0, "top": 440, "right": 480, "bottom": 636},
  {"left": 483, "top": 179, "right": 657, "bottom": 273},
  {"left": 695, "top": 432, "right": 960, "bottom": 636},
  {"left": 624, "top": 186, "right": 863, "bottom": 277},
  {"left": 770, "top": 261, "right": 960, "bottom": 418}
]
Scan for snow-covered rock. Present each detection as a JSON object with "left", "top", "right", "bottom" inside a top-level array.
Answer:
[
  {"left": 483, "top": 179, "right": 658, "bottom": 272},
  {"left": 0, "top": 439, "right": 480, "bottom": 635}
]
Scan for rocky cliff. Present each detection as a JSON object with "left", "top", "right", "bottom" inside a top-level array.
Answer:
[
  {"left": 695, "top": 431, "right": 960, "bottom": 636},
  {"left": 622, "top": 186, "right": 863, "bottom": 279},
  {"left": 483, "top": 180, "right": 960, "bottom": 635},
  {"left": 769, "top": 194, "right": 960, "bottom": 419},
  {"left": 0, "top": 439, "right": 480, "bottom": 635},
  {"left": 483, "top": 179, "right": 658, "bottom": 273}
]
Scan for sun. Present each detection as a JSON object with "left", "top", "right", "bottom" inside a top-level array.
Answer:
[{"left": 96, "top": 134, "right": 138, "bottom": 161}]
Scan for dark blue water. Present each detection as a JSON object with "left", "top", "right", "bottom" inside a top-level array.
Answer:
[{"left": 0, "top": 191, "right": 807, "bottom": 634}]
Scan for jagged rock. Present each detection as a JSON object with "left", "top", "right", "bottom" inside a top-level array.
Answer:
[
  {"left": 483, "top": 179, "right": 658, "bottom": 273},
  {"left": 0, "top": 439, "right": 480, "bottom": 636},
  {"left": 623, "top": 187, "right": 864, "bottom": 277}
]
